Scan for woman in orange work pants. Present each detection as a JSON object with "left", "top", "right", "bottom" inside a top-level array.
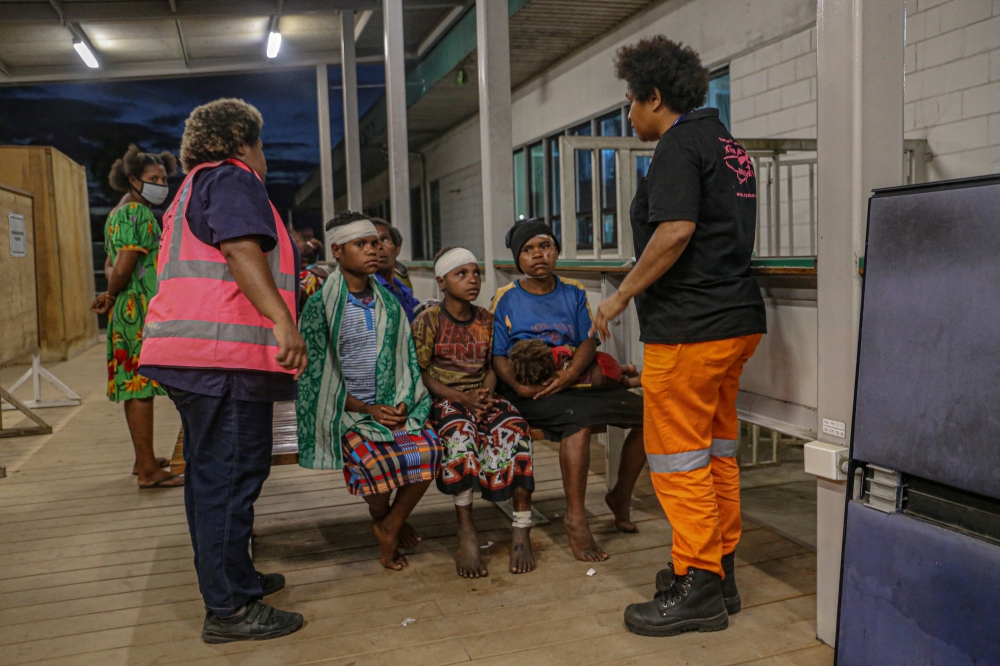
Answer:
[{"left": 593, "top": 37, "right": 767, "bottom": 638}]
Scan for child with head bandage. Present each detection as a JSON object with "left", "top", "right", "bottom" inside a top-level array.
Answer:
[{"left": 410, "top": 246, "right": 537, "bottom": 578}]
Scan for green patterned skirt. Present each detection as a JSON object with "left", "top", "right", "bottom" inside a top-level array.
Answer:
[{"left": 107, "top": 290, "right": 166, "bottom": 402}]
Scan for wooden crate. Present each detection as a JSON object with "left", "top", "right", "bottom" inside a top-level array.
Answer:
[
  {"left": 0, "top": 183, "right": 39, "bottom": 367},
  {"left": 0, "top": 146, "right": 98, "bottom": 361}
]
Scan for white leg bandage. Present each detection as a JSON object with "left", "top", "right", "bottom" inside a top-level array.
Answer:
[
  {"left": 512, "top": 510, "right": 533, "bottom": 529},
  {"left": 453, "top": 489, "right": 474, "bottom": 507}
]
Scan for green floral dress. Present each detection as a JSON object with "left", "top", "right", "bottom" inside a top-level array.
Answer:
[{"left": 104, "top": 202, "right": 166, "bottom": 402}]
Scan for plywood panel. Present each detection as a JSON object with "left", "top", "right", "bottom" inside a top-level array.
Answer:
[
  {"left": 0, "top": 146, "right": 98, "bottom": 360},
  {"left": 0, "top": 183, "right": 38, "bottom": 366}
]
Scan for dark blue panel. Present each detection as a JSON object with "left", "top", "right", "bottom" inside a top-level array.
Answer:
[
  {"left": 853, "top": 180, "right": 1000, "bottom": 500},
  {"left": 837, "top": 501, "right": 1000, "bottom": 665}
]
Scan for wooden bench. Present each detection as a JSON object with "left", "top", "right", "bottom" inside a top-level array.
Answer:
[{"left": 170, "top": 405, "right": 609, "bottom": 476}]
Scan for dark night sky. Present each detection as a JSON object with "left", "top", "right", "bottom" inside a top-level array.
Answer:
[{"left": 0, "top": 64, "right": 385, "bottom": 239}]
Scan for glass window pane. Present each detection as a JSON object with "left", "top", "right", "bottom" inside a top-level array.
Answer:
[
  {"left": 529, "top": 142, "right": 545, "bottom": 218},
  {"left": 513, "top": 149, "right": 527, "bottom": 220},
  {"left": 602, "top": 213, "right": 616, "bottom": 249},
  {"left": 598, "top": 111, "right": 622, "bottom": 137},
  {"left": 549, "top": 137, "right": 561, "bottom": 217},
  {"left": 636, "top": 155, "right": 652, "bottom": 180},
  {"left": 570, "top": 121, "right": 592, "bottom": 136},
  {"left": 600, "top": 148, "right": 617, "bottom": 250},
  {"left": 576, "top": 149, "right": 593, "bottom": 251},
  {"left": 430, "top": 180, "right": 441, "bottom": 255},
  {"left": 704, "top": 69, "right": 731, "bottom": 129}
]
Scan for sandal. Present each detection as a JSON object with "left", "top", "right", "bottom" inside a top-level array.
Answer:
[
  {"left": 133, "top": 457, "right": 171, "bottom": 475},
  {"left": 139, "top": 473, "right": 184, "bottom": 489}
]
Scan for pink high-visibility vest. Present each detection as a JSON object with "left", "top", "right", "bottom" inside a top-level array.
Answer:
[{"left": 139, "top": 159, "right": 297, "bottom": 374}]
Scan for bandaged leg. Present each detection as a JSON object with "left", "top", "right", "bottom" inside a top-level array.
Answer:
[
  {"left": 453, "top": 488, "right": 474, "bottom": 507},
  {"left": 512, "top": 510, "right": 533, "bottom": 529}
]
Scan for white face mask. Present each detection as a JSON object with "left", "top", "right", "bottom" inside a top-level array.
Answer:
[{"left": 139, "top": 181, "right": 169, "bottom": 206}]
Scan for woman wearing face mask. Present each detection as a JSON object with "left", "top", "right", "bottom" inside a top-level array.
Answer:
[{"left": 91, "top": 144, "right": 183, "bottom": 488}]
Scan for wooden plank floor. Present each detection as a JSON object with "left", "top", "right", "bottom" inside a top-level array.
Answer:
[{"left": 0, "top": 345, "right": 833, "bottom": 665}]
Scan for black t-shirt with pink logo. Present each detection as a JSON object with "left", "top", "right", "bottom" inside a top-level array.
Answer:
[{"left": 630, "top": 107, "right": 766, "bottom": 345}]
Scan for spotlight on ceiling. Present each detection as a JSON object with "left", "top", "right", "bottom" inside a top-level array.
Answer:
[
  {"left": 267, "top": 31, "right": 282, "bottom": 58},
  {"left": 73, "top": 41, "right": 99, "bottom": 68}
]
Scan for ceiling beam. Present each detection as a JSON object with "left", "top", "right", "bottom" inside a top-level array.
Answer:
[
  {"left": 416, "top": 3, "right": 466, "bottom": 57},
  {"left": 0, "top": 50, "right": 387, "bottom": 86},
  {"left": 354, "top": 9, "right": 373, "bottom": 40},
  {"left": 1, "top": 0, "right": 465, "bottom": 23},
  {"left": 174, "top": 19, "right": 190, "bottom": 67}
]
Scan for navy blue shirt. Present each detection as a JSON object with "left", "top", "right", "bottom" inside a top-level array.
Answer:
[{"left": 140, "top": 163, "right": 299, "bottom": 402}]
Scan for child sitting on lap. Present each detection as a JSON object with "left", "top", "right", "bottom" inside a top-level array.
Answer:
[
  {"left": 296, "top": 211, "right": 443, "bottom": 572},
  {"left": 508, "top": 338, "right": 641, "bottom": 390},
  {"left": 411, "top": 247, "right": 536, "bottom": 578}
]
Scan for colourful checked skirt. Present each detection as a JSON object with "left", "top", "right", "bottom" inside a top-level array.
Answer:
[{"left": 341, "top": 427, "right": 443, "bottom": 496}]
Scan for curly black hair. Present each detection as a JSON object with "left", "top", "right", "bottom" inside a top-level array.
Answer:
[
  {"left": 509, "top": 339, "right": 556, "bottom": 387},
  {"left": 108, "top": 144, "right": 177, "bottom": 192},
  {"left": 179, "top": 98, "right": 263, "bottom": 173},
  {"left": 325, "top": 210, "right": 371, "bottom": 231},
  {"left": 614, "top": 36, "right": 708, "bottom": 114},
  {"left": 371, "top": 217, "right": 403, "bottom": 247}
]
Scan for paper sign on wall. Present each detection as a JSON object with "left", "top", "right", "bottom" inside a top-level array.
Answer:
[{"left": 8, "top": 213, "right": 26, "bottom": 258}]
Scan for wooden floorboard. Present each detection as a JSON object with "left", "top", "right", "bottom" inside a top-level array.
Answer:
[{"left": 0, "top": 345, "right": 832, "bottom": 665}]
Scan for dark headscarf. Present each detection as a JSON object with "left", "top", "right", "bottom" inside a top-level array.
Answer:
[{"left": 505, "top": 218, "right": 560, "bottom": 273}]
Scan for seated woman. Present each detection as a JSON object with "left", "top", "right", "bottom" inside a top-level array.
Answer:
[
  {"left": 296, "top": 212, "right": 443, "bottom": 571},
  {"left": 412, "top": 247, "right": 536, "bottom": 578},
  {"left": 492, "top": 218, "right": 647, "bottom": 562}
]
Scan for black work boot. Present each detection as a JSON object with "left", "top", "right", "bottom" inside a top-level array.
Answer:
[
  {"left": 202, "top": 600, "right": 303, "bottom": 643},
  {"left": 259, "top": 571, "right": 286, "bottom": 597},
  {"left": 624, "top": 567, "right": 728, "bottom": 637},
  {"left": 655, "top": 552, "right": 741, "bottom": 615}
]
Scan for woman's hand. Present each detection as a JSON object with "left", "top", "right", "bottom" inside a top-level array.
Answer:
[
  {"left": 273, "top": 317, "right": 308, "bottom": 379},
  {"left": 460, "top": 388, "right": 497, "bottom": 417},
  {"left": 590, "top": 292, "right": 628, "bottom": 343},
  {"left": 90, "top": 292, "right": 116, "bottom": 315},
  {"left": 365, "top": 404, "right": 407, "bottom": 429},
  {"left": 534, "top": 368, "right": 576, "bottom": 399},
  {"left": 515, "top": 383, "right": 543, "bottom": 400}
]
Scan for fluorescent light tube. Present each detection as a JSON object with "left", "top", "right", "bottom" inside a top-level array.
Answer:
[
  {"left": 266, "top": 31, "right": 282, "bottom": 58},
  {"left": 74, "top": 41, "right": 99, "bottom": 68}
]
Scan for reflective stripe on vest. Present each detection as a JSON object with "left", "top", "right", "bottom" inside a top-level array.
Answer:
[{"left": 140, "top": 159, "right": 296, "bottom": 373}]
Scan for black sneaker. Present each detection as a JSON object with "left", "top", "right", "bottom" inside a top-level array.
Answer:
[
  {"left": 259, "top": 571, "right": 286, "bottom": 597},
  {"left": 655, "top": 552, "right": 741, "bottom": 615},
  {"left": 624, "top": 567, "right": 728, "bottom": 637},
  {"left": 202, "top": 600, "right": 303, "bottom": 644}
]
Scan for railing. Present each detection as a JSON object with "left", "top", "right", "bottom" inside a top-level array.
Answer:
[
  {"left": 744, "top": 138, "right": 929, "bottom": 257},
  {"left": 557, "top": 136, "right": 929, "bottom": 261}
]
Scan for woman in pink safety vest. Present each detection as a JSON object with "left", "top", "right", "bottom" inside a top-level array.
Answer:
[{"left": 138, "top": 98, "right": 307, "bottom": 644}]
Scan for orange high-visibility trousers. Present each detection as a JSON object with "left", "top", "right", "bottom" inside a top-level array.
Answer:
[{"left": 642, "top": 334, "right": 762, "bottom": 578}]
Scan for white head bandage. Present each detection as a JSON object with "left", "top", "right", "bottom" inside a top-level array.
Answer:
[
  {"left": 329, "top": 219, "right": 378, "bottom": 247},
  {"left": 434, "top": 247, "right": 479, "bottom": 278}
]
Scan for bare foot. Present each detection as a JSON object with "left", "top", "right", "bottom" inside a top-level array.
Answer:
[
  {"left": 137, "top": 468, "right": 184, "bottom": 488},
  {"left": 509, "top": 526, "right": 536, "bottom": 574},
  {"left": 399, "top": 522, "right": 422, "bottom": 549},
  {"left": 605, "top": 490, "right": 638, "bottom": 533},
  {"left": 372, "top": 518, "right": 408, "bottom": 570},
  {"left": 455, "top": 507, "right": 487, "bottom": 578},
  {"left": 564, "top": 516, "right": 609, "bottom": 562},
  {"left": 133, "top": 457, "right": 169, "bottom": 475}
]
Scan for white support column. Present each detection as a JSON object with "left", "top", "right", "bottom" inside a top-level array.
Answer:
[
  {"left": 316, "top": 63, "right": 336, "bottom": 243},
  {"left": 382, "top": 0, "right": 411, "bottom": 260},
  {"left": 814, "top": 0, "right": 904, "bottom": 647},
  {"left": 476, "top": 0, "right": 514, "bottom": 295},
  {"left": 340, "top": 11, "right": 363, "bottom": 212}
]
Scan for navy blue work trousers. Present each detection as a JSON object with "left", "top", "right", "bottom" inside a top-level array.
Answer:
[{"left": 165, "top": 387, "right": 272, "bottom": 617}]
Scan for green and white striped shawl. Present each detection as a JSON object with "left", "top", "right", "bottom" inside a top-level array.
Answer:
[{"left": 296, "top": 267, "right": 430, "bottom": 470}]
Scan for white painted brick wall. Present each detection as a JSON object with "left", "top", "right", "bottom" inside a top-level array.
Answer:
[
  {"left": 731, "top": 27, "right": 818, "bottom": 140},
  {"left": 437, "top": 163, "right": 485, "bottom": 257},
  {"left": 906, "top": 0, "right": 1000, "bottom": 179}
]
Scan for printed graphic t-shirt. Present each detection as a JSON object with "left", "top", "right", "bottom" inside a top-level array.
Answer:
[
  {"left": 630, "top": 107, "right": 767, "bottom": 344},
  {"left": 412, "top": 305, "right": 493, "bottom": 392},
  {"left": 490, "top": 277, "right": 594, "bottom": 357}
]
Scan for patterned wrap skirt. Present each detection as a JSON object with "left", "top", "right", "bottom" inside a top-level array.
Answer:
[
  {"left": 431, "top": 396, "right": 534, "bottom": 503},
  {"left": 341, "top": 427, "right": 443, "bottom": 496}
]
